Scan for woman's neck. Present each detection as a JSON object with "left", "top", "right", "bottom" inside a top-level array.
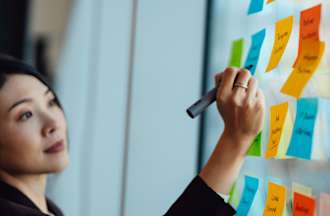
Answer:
[{"left": 0, "top": 171, "right": 49, "bottom": 214}]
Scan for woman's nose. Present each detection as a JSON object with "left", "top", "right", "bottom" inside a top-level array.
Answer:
[{"left": 42, "top": 115, "right": 59, "bottom": 137}]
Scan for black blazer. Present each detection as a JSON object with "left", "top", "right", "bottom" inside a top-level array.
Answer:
[
  {"left": 0, "top": 181, "right": 63, "bottom": 216},
  {"left": 0, "top": 176, "right": 236, "bottom": 216},
  {"left": 164, "top": 175, "right": 236, "bottom": 215}
]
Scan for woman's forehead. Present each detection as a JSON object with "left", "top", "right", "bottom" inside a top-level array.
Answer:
[{"left": 0, "top": 74, "right": 49, "bottom": 106}]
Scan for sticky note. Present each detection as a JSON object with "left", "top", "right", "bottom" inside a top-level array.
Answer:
[
  {"left": 266, "top": 16, "right": 294, "bottom": 72},
  {"left": 248, "top": 0, "right": 264, "bottom": 15},
  {"left": 265, "top": 102, "right": 292, "bottom": 159},
  {"left": 236, "top": 176, "right": 259, "bottom": 215},
  {"left": 292, "top": 182, "right": 312, "bottom": 198},
  {"left": 244, "top": 29, "right": 266, "bottom": 75},
  {"left": 319, "top": 193, "right": 330, "bottom": 216},
  {"left": 281, "top": 40, "right": 325, "bottom": 98},
  {"left": 294, "top": 4, "right": 321, "bottom": 67},
  {"left": 228, "top": 182, "right": 239, "bottom": 208},
  {"left": 247, "top": 132, "right": 262, "bottom": 156},
  {"left": 229, "top": 39, "right": 244, "bottom": 67},
  {"left": 263, "top": 182, "right": 286, "bottom": 216},
  {"left": 293, "top": 192, "right": 316, "bottom": 216},
  {"left": 267, "top": 0, "right": 274, "bottom": 3},
  {"left": 286, "top": 98, "right": 318, "bottom": 160}
]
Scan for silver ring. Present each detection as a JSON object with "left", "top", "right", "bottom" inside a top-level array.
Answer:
[{"left": 233, "top": 82, "right": 248, "bottom": 89}]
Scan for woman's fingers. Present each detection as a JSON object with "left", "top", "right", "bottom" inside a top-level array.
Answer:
[
  {"left": 246, "top": 77, "right": 258, "bottom": 104},
  {"left": 255, "top": 88, "right": 265, "bottom": 110},
  {"left": 218, "top": 67, "right": 239, "bottom": 97},
  {"left": 214, "top": 73, "right": 224, "bottom": 87},
  {"left": 215, "top": 68, "right": 261, "bottom": 109},
  {"left": 233, "top": 69, "right": 251, "bottom": 96}
]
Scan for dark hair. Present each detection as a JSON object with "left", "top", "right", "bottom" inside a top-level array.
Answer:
[{"left": 0, "top": 53, "right": 63, "bottom": 109}]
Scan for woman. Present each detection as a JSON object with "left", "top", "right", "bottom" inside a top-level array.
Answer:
[{"left": 0, "top": 54, "right": 264, "bottom": 215}]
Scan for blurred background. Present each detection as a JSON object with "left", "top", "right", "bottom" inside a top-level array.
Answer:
[{"left": 0, "top": 0, "right": 329, "bottom": 215}]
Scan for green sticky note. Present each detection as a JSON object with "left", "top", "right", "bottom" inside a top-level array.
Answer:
[
  {"left": 228, "top": 182, "right": 240, "bottom": 208},
  {"left": 229, "top": 38, "right": 244, "bottom": 67},
  {"left": 247, "top": 132, "right": 262, "bottom": 156}
]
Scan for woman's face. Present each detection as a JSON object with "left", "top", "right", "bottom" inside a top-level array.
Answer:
[{"left": 0, "top": 74, "right": 69, "bottom": 175}]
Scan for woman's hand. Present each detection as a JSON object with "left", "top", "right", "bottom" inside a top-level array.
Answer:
[
  {"left": 199, "top": 67, "right": 265, "bottom": 195},
  {"left": 215, "top": 67, "right": 265, "bottom": 157}
]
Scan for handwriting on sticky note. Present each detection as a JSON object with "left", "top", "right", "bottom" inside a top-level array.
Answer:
[
  {"left": 265, "top": 102, "right": 291, "bottom": 159},
  {"left": 320, "top": 193, "right": 330, "bottom": 216},
  {"left": 244, "top": 29, "right": 266, "bottom": 75},
  {"left": 229, "top": 39, "right": 244, "bottom": 67},
  {"left": 236, "top": 176, "right": 259, "bottom": 215},
  {"left": 293, "top": 192, "right": 316, "bottom": 216},
  {"left": 263, "top": 182, "right": 286, "bottom": 216},
  {"left": 294, "top": 4, "right": 321, "bottom": 66},
  {"left": 300, "top": 4, "right": 321, "bottom": 41},
  {"left": 281, "top": 40, "right": 325, "bottom": 98},
  {"left": 286, "top": 98, "right": 318, "bottom": 160},
  {"left": 248, "top": 0, "right": 264, "bottom": 15},
  {"left": 266, "top": 16, "right": 293, "bottom": 72}
]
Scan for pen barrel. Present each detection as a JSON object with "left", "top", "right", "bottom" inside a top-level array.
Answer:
[{"left": 186, "top": 87, "right": 217, "bottom": 118}]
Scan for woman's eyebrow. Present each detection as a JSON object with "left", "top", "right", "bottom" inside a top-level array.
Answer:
[
  {"left": 7, "top": 88, "right": 50, "bottom": 113},
  {"left": 8, "top": 98, "right": 33, "bottom": 113}
]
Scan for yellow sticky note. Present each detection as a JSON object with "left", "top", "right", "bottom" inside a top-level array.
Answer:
[
  {"left": 281, "top": 40, "right": 325, "bottom": 98},
  {"left": 265, "top": 102, "right": 292, "bottom": 159},
  {"left": 263, "top": 182, "right": 287, "bottom": 216},
  {"left": 266, "top": 16, "right": 293, "bottom": 72},
  {"left": 292, "top": 182, "right": 312, "bottom": 199}
]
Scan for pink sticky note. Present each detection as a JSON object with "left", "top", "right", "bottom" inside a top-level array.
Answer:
[{"left": 319, "top": 193, "right": 330, "bottom": 216}]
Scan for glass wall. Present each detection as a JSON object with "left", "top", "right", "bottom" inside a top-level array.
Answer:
[{"left": 202, "top": 0, "right": 330, "bottom": 214}]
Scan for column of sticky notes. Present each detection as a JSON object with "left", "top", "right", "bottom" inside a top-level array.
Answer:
[{"left": 226, "top": 1, "right": 330, "bottom": 215}]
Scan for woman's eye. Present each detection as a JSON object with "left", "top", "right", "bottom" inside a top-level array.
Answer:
[
  {"left": 49, "top": 98, "right": 57, "bottom": 107},
  {"left": 19, "top": 111, "right": 33, "bottom": 121}
]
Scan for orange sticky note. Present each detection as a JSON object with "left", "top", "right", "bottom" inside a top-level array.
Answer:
[
  {"left": 263, "top": 182, "right": 286, "bottom": 216},
  {"left": 267, "top": 0, "right": 274, "bottom": 3},
  {"left": 294, "top": 4, "right": 321, "bottom": 67},
  {"left": 266, "top": 16, "right": 293, "bottom": 72},
  {"left": 293, "top": 192, "right": 316, "bottom": 216},
  {"left": 281, "top": 40, "right": 325, "bottom": 98},
  {"left": 319, "top": 193, "right": 330, "bottom": 216},
  {"left": 265, "top": 102, "right": 292, "bottom": 159}
]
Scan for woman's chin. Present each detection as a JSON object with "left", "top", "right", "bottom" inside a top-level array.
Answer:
[{"left": 46, "top": 153, "right": 70, "bottom": 173}]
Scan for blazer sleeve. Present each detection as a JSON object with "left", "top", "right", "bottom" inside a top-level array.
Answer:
[{"left": 164, "top": 175, "right": 236, "bottom": 216}]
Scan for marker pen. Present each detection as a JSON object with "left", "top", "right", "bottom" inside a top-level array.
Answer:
[{"left": 186, "top": 65, "right": 253, "bottom": 119}]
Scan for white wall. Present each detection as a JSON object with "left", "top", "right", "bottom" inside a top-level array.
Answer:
[
  {"left": 48, "top": 0, "right": 206, "bottom": 215},
  {"left": 122, "top": 0, "right": 206, "bottom": 215}
]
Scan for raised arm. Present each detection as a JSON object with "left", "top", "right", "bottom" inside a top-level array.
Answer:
[
  {"left": 165, "top": 67, "right": 265, "bottom": 215},
  {"left": 199, "top": 67, "right": 265, "bottom": 194}
]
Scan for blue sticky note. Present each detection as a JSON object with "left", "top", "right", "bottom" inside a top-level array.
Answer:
[
  {"left": 244, "top": 29, "right": 266, "bottom": 75},
  {"left": 235, "top": 176, "right": 259, "bottom": 216},
  {"left": 286, "top": 98, "right": 319, "bottom": 160},
  {"left": 248, "top": 0, "right": 264, "bottom": 15}
]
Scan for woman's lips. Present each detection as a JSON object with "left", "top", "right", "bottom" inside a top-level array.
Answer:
[{"left": 44, "top": 140, "right": 65, "bottom": 154}]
